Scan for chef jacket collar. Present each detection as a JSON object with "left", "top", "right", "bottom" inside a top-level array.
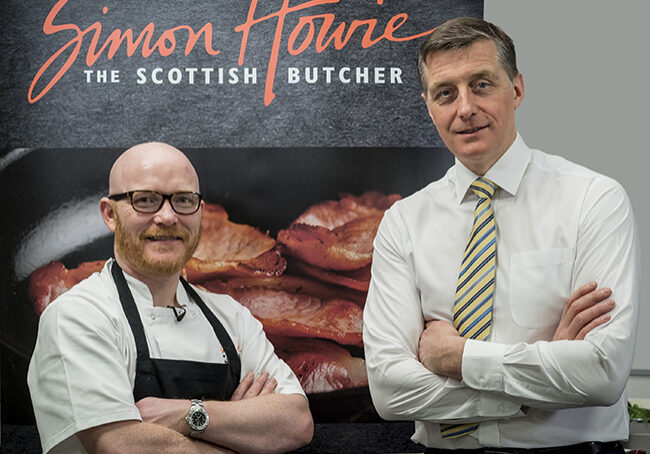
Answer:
[{"left": 109, "top": 258, "right": 190, "bottom": 308}]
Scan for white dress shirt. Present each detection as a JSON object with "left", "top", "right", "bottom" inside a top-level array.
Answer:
[
  {"left": 28, "top": 259, "right": 305, "bottom": 454},
  {"left": 363, "top": 134, "right": 640, "bottom": 449}
]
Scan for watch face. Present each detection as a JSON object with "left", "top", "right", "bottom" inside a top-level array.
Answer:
[{"left": 191, "top": 411, "right": 207, "bottom": 428}]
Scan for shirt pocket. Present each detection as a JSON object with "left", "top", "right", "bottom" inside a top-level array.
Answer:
[{"left": 508, "top": 247, "right": 575, "bottom": 328}]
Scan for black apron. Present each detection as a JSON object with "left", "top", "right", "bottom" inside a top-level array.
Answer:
[{"left": 111, "top": 262, "right": 241, "bottom": 402}]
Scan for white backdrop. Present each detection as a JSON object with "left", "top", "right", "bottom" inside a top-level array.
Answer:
[{"left": 485, "top": 1, "right": 649, "bottom": 397}]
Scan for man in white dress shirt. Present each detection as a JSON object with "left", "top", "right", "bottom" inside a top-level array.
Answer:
[
  {"left": 363, "top": 17, "right": 639, "bottom": 454},
  {"left": 28, "top": 142, "right": 313, "bottom": 454}
]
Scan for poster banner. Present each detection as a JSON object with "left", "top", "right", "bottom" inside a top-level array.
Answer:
[{"left": 0, "top": 0, "right": 483, "bottom": 426}]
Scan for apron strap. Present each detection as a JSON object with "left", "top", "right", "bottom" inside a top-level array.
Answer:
[
  {"left": 111, "top": 261, "right": 151, "bottom": 362},
  {"left": 181, "top": 278, "right": 242, "bottom": 382},
  {"left": 111, "top": 260, "right": 241, "bottom": 383}
]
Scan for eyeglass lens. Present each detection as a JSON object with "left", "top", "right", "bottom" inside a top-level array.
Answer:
[{"left": 131, "top": 191, "right": 200, "bottom": 214}]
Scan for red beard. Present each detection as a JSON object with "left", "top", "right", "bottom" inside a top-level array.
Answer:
[{"left": 114, "top": 212, "right": 201, "bottom": 277}]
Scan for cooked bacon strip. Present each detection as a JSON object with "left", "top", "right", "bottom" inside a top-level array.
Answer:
[
  {"left": 28, "top": 260, "right": 106, "bottom": 316},
  {"left": 278, "top": 214, "right": 383, "bottom": 271},
  {"left": 185, "top": 203, "right": 286, "bottom": 282},
  {"left": 268, "top": 335, "right": 368, "bottom": 394},
  {"left": 278, "top": 191, "right": 399, "bottom": 272},
  {"left": 288, "top": 259, "right": 371, "bottom": 293},
  {"left": 204, "top": 274, "right": 366, "bottom": 306},
  {"left": 293, "top": 191, "right": 401, "bottom": 229},
  {"left": 202, "top": 281, "right": 363, "bottom": 346}
]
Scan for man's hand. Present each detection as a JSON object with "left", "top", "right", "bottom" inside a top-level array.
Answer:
[
  {"left": 553, "top": 282, "right": 615, "bottom": 341},
  {"left": 418, "top": 320, "right": 466, "bottom": 381},
  {"left": 230, "top": 371, "right": 277, "bottom": 401}
]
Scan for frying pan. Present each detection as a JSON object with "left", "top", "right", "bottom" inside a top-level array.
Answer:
[{"left": 0, "top": 146, "right": 452, "bottom": 421}]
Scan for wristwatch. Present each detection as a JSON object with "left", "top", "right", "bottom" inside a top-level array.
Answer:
[{"left": 186, "top": 399, "right": 209, "bottom": 437}]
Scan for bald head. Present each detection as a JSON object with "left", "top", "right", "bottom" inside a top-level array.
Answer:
[
  {"left": 109, "top": 142, "right": 200, "bottom": 195},
  {"left": 101, "top": 142, "right": 203, "bottom": 281}
]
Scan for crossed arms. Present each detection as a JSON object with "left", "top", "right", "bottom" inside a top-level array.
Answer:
[
  {"left": 79, "top": 372, "right": 313, "bottom": 454},
  {"left": 419, "top": 282, "right": 615, "bottom": 382},
  {"left": 363, "top": 180, "right": 640, "bottom": 422}
]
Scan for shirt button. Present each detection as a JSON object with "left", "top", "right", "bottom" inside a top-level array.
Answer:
[
  {"left": 150, "top": 314, "right": 156, "bottom": 320},
  {"left": 479, "top": 377, "right": 487, "bottom": 386},
  {"left": 192, "top": 312, "right": 198, "bottom": 319},
  {"left": 498, "top": 403, "right": 506, "bottom": 412}
]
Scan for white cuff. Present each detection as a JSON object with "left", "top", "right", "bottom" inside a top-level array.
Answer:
[{"left": 462, "top": 339, "right": 521, "bottom": 417}]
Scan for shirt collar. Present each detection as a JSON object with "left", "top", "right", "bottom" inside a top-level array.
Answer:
[
  {"left": 109, "top": 258, "right": 190, "bottom": 307},
  {"left": 452, "top": 132, "right": 531, "bottom": 204}
]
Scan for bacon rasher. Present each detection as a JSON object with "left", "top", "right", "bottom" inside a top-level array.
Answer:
[
  {"left": 185, "top": 203, "right": 286, "bottom": 282},
  {"left": 28, "top": 260, "right": 106, "bottom": 316},
  {"left": 278, "top": 215, "right": 383, "bottom": 272},
  {"left": 278, "top": 192, "right": 400, "bottom": 271},
  {"left": 268, "top": 336, "right": 368, "bottom": 394},
  {"left": 291, "top": 191, "right": 401, "bottom": 229},
  {"left": 202, "top": 279, "right": 363, "bottom": 347},
  {"left": 287, "top": 259, "right": 371, "bottom": 293},
  {"left": 206, "top": 275, "right": 366, "bottom": 306},
  {"left": 277, "top": 191, "right": 399, "bottom": 289}
]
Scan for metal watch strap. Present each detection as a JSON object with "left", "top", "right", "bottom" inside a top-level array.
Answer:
[{"left": 186, "top": 399, "right": 209, "bottom": 437}]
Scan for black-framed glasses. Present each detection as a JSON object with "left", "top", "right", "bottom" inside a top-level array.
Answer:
[{"left": 109, "top": 191, "right": 202, "bottom": 214}]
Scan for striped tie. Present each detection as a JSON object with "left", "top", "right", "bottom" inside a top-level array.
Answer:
[{"left": 440, "top": 177, "right": 497, "bottom": 440}]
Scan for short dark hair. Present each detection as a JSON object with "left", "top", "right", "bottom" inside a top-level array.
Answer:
[{"left": 417, "top": 17, "right": 518, "bottom": 92}]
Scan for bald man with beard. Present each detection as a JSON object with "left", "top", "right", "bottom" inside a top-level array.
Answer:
[{"left": 28, "top": 143, "right": 313, "bottom": 454}]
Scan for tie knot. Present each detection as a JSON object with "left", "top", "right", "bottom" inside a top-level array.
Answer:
[{"left": 470, "top": 178, "right": 497, "bottom": 200}]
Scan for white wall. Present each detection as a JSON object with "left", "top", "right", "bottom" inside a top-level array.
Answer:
[{"left": 485, "top": 0, "right": 649, "bottom": 398}]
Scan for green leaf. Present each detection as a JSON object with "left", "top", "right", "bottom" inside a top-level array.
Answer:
[{"left": 629, "top": 402, "right": 650, "bottom": 423}]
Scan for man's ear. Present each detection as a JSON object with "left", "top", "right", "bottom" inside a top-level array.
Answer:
[
  {"left": 512, "top": 72, "right": 525, "bottom": 109},
  {"left": 100, "top": 197, "right": 117, "bottom": 233}
]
